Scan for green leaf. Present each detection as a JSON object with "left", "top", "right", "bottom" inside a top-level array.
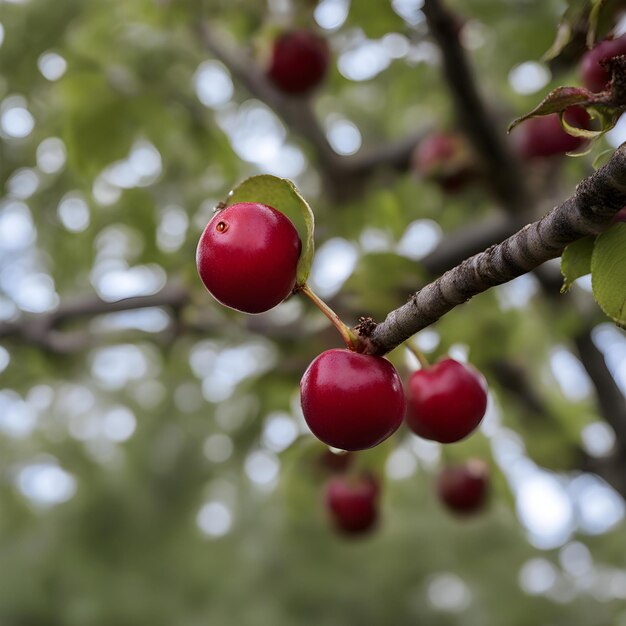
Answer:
[
  {"left": 586, "top": 105, "right": 623, "bottom": 133},
  {"left": 560, "top": 105, "right": 621, "bottom": 144},
  {"left": 227, "top": 175, "right": 315, "bottom": 286},
  {"left": 508, "top": 86, "right": 595, "bottom": 132},
  {"left": 508, "top": 85, "right": 622, "bottom": 152},
  {"left": 559, "top": 110, "right": 600, "bottom": 140},
  {"left": 559, "top": 107, "right": 622, "bottom": 156},
  {"left": 591, "top": 222, "right": 626, "bottom": 325},
  {"left": 560, "top": 236, "right": 595, "bottom": 292}
]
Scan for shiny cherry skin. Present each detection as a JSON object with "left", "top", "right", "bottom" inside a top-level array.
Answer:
[
  {"left": 437, "top": 459, "right": 489, "bottom": 515},
  {"left": 411, "top": 132, "right": 474, "bottom": 192},
  {"left": 268, "top": 30, "right": 330, "bottom": 95},
  {"left": 405, "top": 358, "right": 488, "bottom": 444},
  {"left": 512, "top": 106, "right": 590, "bottom": 159},
  {"left": 325, "top": 473, "right": 379, "bottom": 535},
  {"left": 300, "top": 349, "right": 406, "bottom": 451},
  {"left": 580, "top": 34, "right": 626, "bottom": 92},
  {"left": 196, "top": 202, "right": 301, "bottom": 314}
]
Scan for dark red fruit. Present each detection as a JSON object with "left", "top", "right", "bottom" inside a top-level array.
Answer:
[
  {"left": 325, "top": 473, "right": 379, "bottom": 535},
  {"left": 300, "top": 349, "right": 405, "bottom": 451},
  {"left": 411, "top": 132, "right": 475, "bottom": 192},
  {"left": 268, "top": 30, "right": 330, "bottom": 95},
  {"left": 196, "top": 202, "right": 301, "bottom": 314},
  {"left": 437, "top": 459, "right": 489, "bottom": 515},
  {"left": 580, "top": 34, "right": 626, "bottom": 92},
  {"left": 405, "top": 358, "right": 487, "bottom": 444},
  {"left": 512, "top": 106, "right": 590, "bottom": 159}
]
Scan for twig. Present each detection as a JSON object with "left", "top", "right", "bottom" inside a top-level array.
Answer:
[
  {"left": 574, "top": 329, "right": 626, "bottom": 446},
  {"left": 0, "top": 282, "right": 190, "bottom": 353},
  {"left": 364, "top": 143, "right": 626, "bottom": 355}
]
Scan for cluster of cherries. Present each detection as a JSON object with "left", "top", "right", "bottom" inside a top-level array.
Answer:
[
  {"left": 195, "top": 27, "right": 625, "bottom": 534},
  {"left": 196, "top": 199, "right": 490, "bottom": 533}
]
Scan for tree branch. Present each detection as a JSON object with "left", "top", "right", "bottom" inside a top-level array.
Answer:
[
  {"left": 574, "top": 329, "right": 626, "bottom": 447},
  {"left": 364, "top": 143, "right": 626, "bottom": 355},
  {"left": 0, "top": 282, "right": 190, "bottom": 353},
  {"left": 423, "top": 0, "right": 531, "bottom": 213}
]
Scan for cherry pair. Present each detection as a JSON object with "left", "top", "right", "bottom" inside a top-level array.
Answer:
[{"left": 301, "top": 350, "right": 487, "bottom": 451}]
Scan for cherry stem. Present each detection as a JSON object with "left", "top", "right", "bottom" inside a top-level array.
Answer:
[
  {"left": 405, "top": 342, "right": 430, "bottom": 370},
  {"left": 300, "top": 283, "right": 360, "bottom": 350}
]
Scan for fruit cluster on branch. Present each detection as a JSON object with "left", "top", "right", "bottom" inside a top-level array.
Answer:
[
  {"left": 195, "top": 191, "right": 492, "bottom": 457},
  {"left": 192, "top": 4, "right": 626, "bottom": 520},
  {"left": 194, "top": 121, "right": 626, "bottom": 523},
  {"left": 363, "top": 143, "right": 626, "bottom": 356}
]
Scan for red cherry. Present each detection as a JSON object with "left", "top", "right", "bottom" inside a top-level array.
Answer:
[
  {"left": 411, "top": 132, "right": 475, "bottom": 192},
  {"left": 437, "top": 459, "right": 489, "bottom": 515},
  {"left": 300, "top": 349, "right": 405, "bottom": 451},
  {"left": 580, "top": 34, "right": 626, "bottom": 92},
  {"left": 196, "top": 202, "right": 301, "bottom": 314},
  {"left": 267, "top": 30, "right": 330, "bottom": 95},
  {"left": 325, "top": 473, "right": 379, "bottom": 535},
  {"left": 512, "top": 106, "right": 590, "bottom": 159},
  {"left": 405, "top": 358, "right": 488, "bottom": 444}
]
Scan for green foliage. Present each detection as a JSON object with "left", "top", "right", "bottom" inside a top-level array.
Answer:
[
  {"left": 0, "top": 0, "right": 625, "bottom": 624},
  {"left": 592, "top": 223, "right": 626, "bottom": 326},
  {"left": 508, "top": 85, "right": 623, "bottom": 141},
  {"left": 544, "top": 0, "right": 623, "bottom": 62},
  {"left": 561, "top": 235, "right": 594, "bottom": 291},
  {"left": 560, "top": 224, "right": 626, "bottom": 326}
]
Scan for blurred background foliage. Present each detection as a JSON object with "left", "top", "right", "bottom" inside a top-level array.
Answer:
[{"left": 1, "top": 0, "right": 626, "bottom": 624}]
